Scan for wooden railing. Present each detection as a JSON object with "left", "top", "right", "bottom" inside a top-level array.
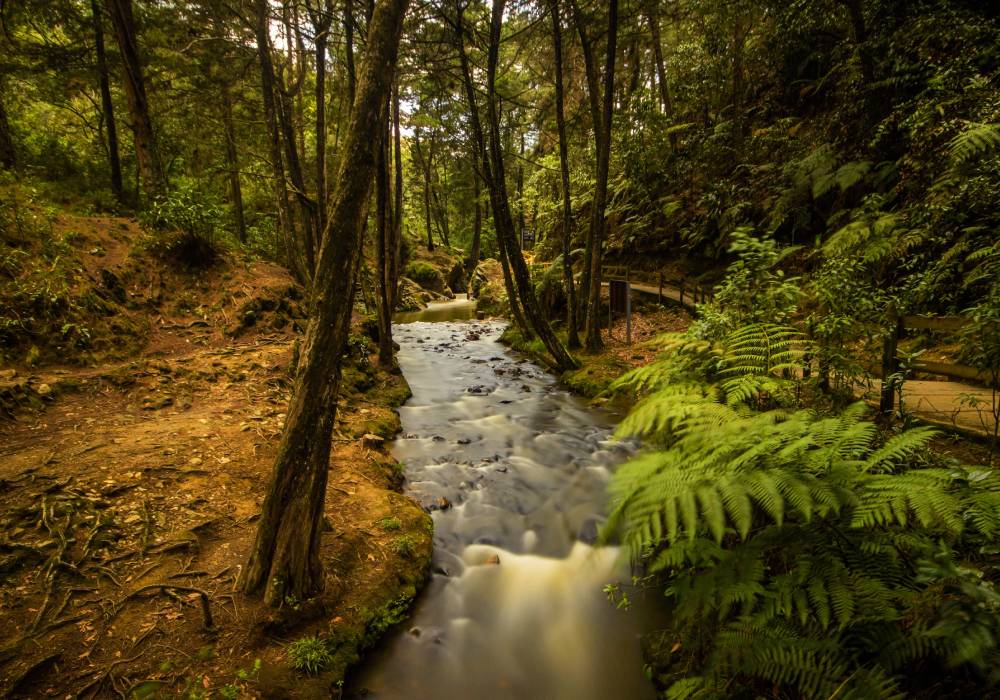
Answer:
[{"left": 880, "top": 312, "right": 985, "bottom": 413}]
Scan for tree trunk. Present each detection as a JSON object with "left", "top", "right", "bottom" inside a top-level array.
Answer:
[
  {"left": 220, "top": 85, "right": 247, "bottom": 243},
  {"left": 430, "top": 167, "right": 451, "bottom": 247},
  {"left": 91, "top": 0, "right": 123, "bottom": 201},
  {"left": 310, "top": 1, "right": 334, "bottom": 248},
  {"left": 568, "top": 0, "right": 602, "bottom": 333},
  {"left": 391, "top": 81, "right": 403, "bottom": 310},
  {"left": 275, "top": 66, "right": 317, "bottom": 276},
  {"left": 376, "top": 105, "right": 393, "bottom": 367},
  {"left": 344, "top": 0, "right": 357, "bottom": 105},
  {"left": 549, "top": 0, "right": 580, "bottom": 349},
  {"left": 240, "top": 0, "right": 409, "bottom": 607},
  {"left": 0, "top": 79, "right": 16, "bottom": 171},
  {"left": 583, "top": 0, "right": 618, "bottom": 352},
  {"left": 106, "top": 0, "right": 165, "bottom": 199},
  {"left": 412, "top": 129, "right": 435, "bottom": 251},
  {"left": 468, "top": 166, "right": 482, "bottom": 276},
  {"left": 462, "top": 0, "right": 577, "bottom": 371},
  {"left": 643, "top": 0, "right": 672, "bottom": 116},
  {"left": 253, "top": 0, "right": 305, "bottom": 282}
]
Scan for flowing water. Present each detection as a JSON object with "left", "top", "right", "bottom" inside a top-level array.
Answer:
[{"left": 349, "top": 297, "right": 656, "bottom": 699}]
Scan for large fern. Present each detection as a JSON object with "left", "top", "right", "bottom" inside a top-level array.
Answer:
[{"left": 606, "top": 325, "right": 1000, "bottom": 698}]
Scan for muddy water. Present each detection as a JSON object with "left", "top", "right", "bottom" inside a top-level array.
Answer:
[{"left": 350, "top": 300, "right": 655, "bottom": 699}]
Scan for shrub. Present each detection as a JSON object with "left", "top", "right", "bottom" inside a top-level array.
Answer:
[
  {"left": 286, "top": 636, "right": 331, "bottom": 675},
  {"left": 140, "top": 181, "right": 224, "bottom": 268}
]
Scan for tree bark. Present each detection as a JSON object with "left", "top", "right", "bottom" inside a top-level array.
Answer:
[
  {"left": 391, "top": 81, "right": 403, "bottom": 310},
  {"left": 376, "top": 103, "right": 393, "bottom": 366},
  {"left": 568, "top": 0, "right": 602, "bottom": 333},
  {"left": 643, "top": 0, "right": 672, "bottom": 116},
  {"left": 220, "top": 85, "right": 247, "bottom": 243},
  {"left": 583, "top": 0, "right": 618, "bottom": 352},
  {"left": 106, "top": 0, "right": 165, "bottom": 199},
  {"left": 275, "top": 66, "right": 317, "bottom": 275},
  {"left": 549, "top": 0, "right": 580, "bottom": 349},
  {"left": 309, "top": 0, "right": 334, "bottom": 248},
  {"left": 253, "top": 0, "right": 305, "bottom": 282},
  {"left": 240, "top": 0, "right": 409, "bottom": 607},
  {"left": 462, "top": 0, "right": 577, "bottom": 371},
  {"left": 412, "top": 129, "right": 435, "bottom": 251},
  {"left": 344, "top": 0, "right": 357, "bottom": 105},
  {"left": 91, "top": 0, "right": 123, "bottom": 201},
  {"left": 0, "top": 79, "right": 15, "bottom": 171},
  {"left": 468, "top": 166, "right": 482, "bottom": 276}
]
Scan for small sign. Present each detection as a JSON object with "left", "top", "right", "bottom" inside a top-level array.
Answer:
[{"left": 521, "top": 228, "right": 535, "bottom": 248}]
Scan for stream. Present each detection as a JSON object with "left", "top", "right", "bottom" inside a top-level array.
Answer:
[{"left": 348, "top": 296, "right": 657, "bottom": 699}]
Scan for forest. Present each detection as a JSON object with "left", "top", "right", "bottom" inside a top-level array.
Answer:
[{"left": 1, "top": 0, "right": 1000, "bottom": 697}]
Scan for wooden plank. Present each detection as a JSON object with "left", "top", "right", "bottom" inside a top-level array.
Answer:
[
  {"left": 911, "top": 360, "right": 990, "bottom": 383},
  {"left": 902, "top": 315, "right": 969, "bottom": 332}
]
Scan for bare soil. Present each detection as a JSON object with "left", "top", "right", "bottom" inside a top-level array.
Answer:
[{"left": 0, "top": 216, "right": 432, "bottom": 698}]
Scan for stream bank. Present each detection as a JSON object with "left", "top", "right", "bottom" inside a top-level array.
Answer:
[{"left": 348, "top": 299, "right": 664, "bottom": 699}]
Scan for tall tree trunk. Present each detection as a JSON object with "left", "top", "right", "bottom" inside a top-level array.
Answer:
[
  {"left": 91, "top": 0, "right": 123, "bottom": 201},
  {"left": 583, "top": 0, "right": 618, "bottom": 352},
  {"left": 644, "top": 0, "right": 672, "bottom": 116},
  {"left": 430, "top": 166, "right": 451, "bottom": 247},
  {"left": 459, "top": 0, "right": 577, "bottom": 371},
  {"left": 568, "top": 0, "right": 602, "bottom": 333},
  {"left": 344, "top": 0, "right": 357, "bottom": 105},
  {"left": 275, "top": 67, "right": 317, "bottom": 275},
  {"left": 391, "top": 81, "right": 403, "bottom": 310},
  {"left": 106, "top": 0, "right": 165, "bottom": 199},
  {"left": 253, "top": 0, "right": 304, "bottom": 281},
  {"left": 240, "top": 0, "right": 409, "bottom": 607},
  {"left": 220, "top": 85, "right": 247, "bottom": 243},
  {"left": 0, "top": 85, "right": 14, "bottom": 171},
  {"left": 549, "top": 0, "right": 580, "bottom": 349},
  {"left": 412, "top": 130, "right": 434, "bottom": 251},
  {"left": 310, "top": 1, "right": 334, "bottom": 248},
  {"left": 375, "top": 106, "right": 393, "bottom": 367},
  {"left": 468, "top": 166, "right": 482, "bottom": 276}
]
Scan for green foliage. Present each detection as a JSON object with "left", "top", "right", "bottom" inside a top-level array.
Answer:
[
  {"left": 694, "top": 228, "right": 801, "bottom": 340},
  {"left": 390, "top": 534, "right": 418, "bottom": 558},
  {"left": 286, "top": 636, "right": 332, "bottom": 675},
  {"left": 377, "top": 516, "right": 402, "bottom": 531},
  {"left": 139, "top": 181, "right": 224, "bottom": 268},
  {"left": 607, "top": 324, "right": 1000, "bottom": 698}
]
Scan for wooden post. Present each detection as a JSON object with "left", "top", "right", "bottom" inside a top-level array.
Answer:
[
  {"left": 679, "top": 279, "right": 685, "bottom": 306},
  {"left": 657, "top": 271, "right": 663, "bottom": 306},
  {"left": 625, "top": 269, "right": 632, "bottom": 346},
  {"left": 880, "top": 307, "right": 902, "bottom": 415}
]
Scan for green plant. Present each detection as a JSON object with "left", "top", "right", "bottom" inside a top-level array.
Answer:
[
  {"left": 287, "top": 636, "right": 332, "bottom": 675},
  {"left": 140, "top": 181, "right": 224, "bottom": 267},
  {"left": 377, "top": 517, "right": 402, "bottom": 531},
  {"left": 694, "top": 228, "right": 801, "bottom": 340},
  {"left": 390, "top": 535, "right": 417, "bottom": 558},
  {"left": 606, "top": 325, "right": 1000, "bottom": 698}
]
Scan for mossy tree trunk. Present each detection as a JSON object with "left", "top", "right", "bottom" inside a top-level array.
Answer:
[{"left": 239, "top": 0, "right": 410, "bottom": 607}]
